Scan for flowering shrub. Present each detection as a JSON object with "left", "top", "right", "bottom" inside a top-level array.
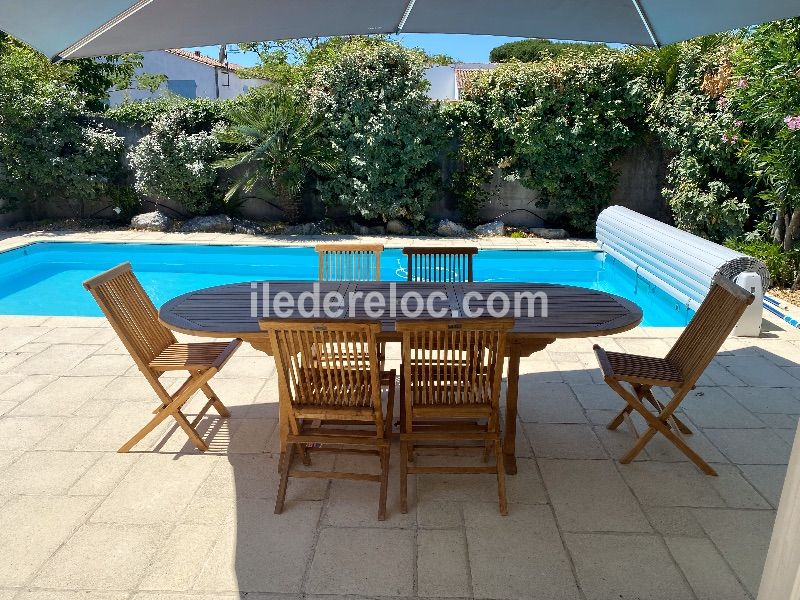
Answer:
[
  {"left": 640, "top": 36, "right": 754, "bottom": 242},
  {"left": 128, "top": 106, "right": 223, "bottom": 214},
  {"left": 461, "top": 52, "right": 647, "bottom": 233},
  {"left": 441, "top": 100, "right": 498, "bottom": 226},
  {"left": 308, "top": 42, "right": 447, "bottom": 223},
  {"left": 0, "top": 41, "right": 125, "bottom": 217},
  {"left": 728, "top": 18, "right": 800, "bottom": 251},
  {"left": 105, "top": 96, "right": 229, "bottom": 128}
]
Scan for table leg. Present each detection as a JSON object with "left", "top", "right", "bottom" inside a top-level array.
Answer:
[
  {"left": 503, "top": 345, "right": 522, "bottom": 475},
  {"left": 248, "top": 339, "right": 288, "bottom": 472}
]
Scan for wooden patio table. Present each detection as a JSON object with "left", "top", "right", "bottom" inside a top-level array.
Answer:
[{"left": 159, "top": 280, "right": 642, "bottom": 474}]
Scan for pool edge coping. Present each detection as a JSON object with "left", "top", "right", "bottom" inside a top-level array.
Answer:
[{"left": 0, "top": 230, "right": 598, "bottom": 256}]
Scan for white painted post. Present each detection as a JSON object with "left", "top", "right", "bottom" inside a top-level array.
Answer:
[{"left": 758, "top": 420, "right": 800, "bottom": 600}]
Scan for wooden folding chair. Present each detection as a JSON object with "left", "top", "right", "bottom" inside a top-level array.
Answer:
[
  {"left": 403, "top": 246, "right": 478, "bottom": 282},
  {"left": 594, "top": 274, "right": 755, "bottom": 475},
  {"left": 316, "top": 243, "right": 384, "bottom": 281},
  {"left": 397, "top": 317, "right": 513, "bottom": 515},
  {"left": 84, "top": 263, "right": 241, "bottom": 453},
  {"left": 260, "top": 319, "right": 396, "bottom": 520}
]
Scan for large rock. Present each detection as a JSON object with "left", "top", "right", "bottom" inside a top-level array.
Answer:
[
  {"left": 436, "top": 219, "right": 469, "bottom": 237},
  {"left": 528, "top": 227, "right": 568, "bottom": 240},
  {"left": 386, "top": 219, "right": 411, "bottom": 235},
  {"left": 181, "top": 214, "right": 233, "bottom": 233},
  {"left": 284, "top": 222, "right": 321, "bottom": 235},
  {"left": 474, "top": 220, "right": 505, "bottom": 237},
  {"left": 351, "top": 221, "right": 386, "bottom": 236},
  {"left": 232, "top": 218, "right": 264, "bottom": 235},
  {"left": 130, "top": 211, "right": 172, "bottom": 232}
]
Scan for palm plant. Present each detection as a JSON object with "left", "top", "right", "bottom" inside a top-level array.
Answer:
[{"left": 216, "top": 86, "right": 330, "bottom": 221}]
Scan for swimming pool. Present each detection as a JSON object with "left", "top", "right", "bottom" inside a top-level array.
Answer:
[{"left": 0, "top": 242, "right": 692, "bottom": 326}]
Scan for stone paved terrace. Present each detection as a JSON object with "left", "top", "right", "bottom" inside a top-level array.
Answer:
[{"left": 0, "top": 230, "right": 796, "bottom": 600}]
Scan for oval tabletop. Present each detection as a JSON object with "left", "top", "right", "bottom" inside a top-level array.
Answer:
[{"left": 159, "top": 280, "right": 643, "bottom": 340}]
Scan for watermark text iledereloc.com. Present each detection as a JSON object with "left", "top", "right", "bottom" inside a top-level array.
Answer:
[{"left": 250, "top": 282, "right": 548, "bottom": 319}]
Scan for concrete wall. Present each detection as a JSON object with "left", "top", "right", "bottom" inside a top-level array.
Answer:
[
  {"left": 611, "top": 143, "right": 672, "bottom": 224},
  {"left": 429, "top": 143, "right": 670, "bottom": 228},
  {"left": 424, "top": 66, "right": 457, "bottom": 101},
  {"left": 108, "top": 51, "right": 266, "bottom": 106}
]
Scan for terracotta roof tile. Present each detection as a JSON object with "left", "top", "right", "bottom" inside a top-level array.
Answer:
[
  {"left": 454, "top": 64, "right": 497, "bottom": 97},
  {"left": 165, "top": 48, "right": 243, "bottom": 71}
]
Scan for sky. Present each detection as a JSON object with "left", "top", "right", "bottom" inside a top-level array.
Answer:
[{"left": 189, "top": 33, "right": 530, "bottom": 67}]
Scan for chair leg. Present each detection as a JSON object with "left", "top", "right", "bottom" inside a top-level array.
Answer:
[
  {"left": 275, "top": 444, "right": 295, "bottom": 514},
  {"left": 483, "top": 442, "right": 491, "bottom": 463},
  {"left": 494, "top": 439, "right": 508, "bottom": 516},
  {"left": 378, "top": 446, "right": 389, "bottom": 521},
  {"left": 620, "top": 427, "right": 657, "bottom": 464},
  {"left": 201, "top": 383, "right": 230, "bottom": 417},
  {"left": 643, "top": 389, "right": 693, "bottom": 434},
  {"left": 399, "top": 377, "right": 414, "bottom": 462},
  {"left": 609, "top": 380, "right": 717, "bottom": 476},
  {"left": 299, "top": 444, "right": 312, "bottom": 466},
  {"left": 119, "top": 400, "right": 207, "bottom": 453},
  {"left": 669, "top": 413, "right": 693, "bottom": 435},
  {"left": 400, "top": 441, "right": 409, "bottom": 514},
  {"left": 608, "top": 405, "right": 632, "bottom": 430}
]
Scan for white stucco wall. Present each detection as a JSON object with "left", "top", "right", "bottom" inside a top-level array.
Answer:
[
  {"left": 424, "top": 66, "right": 457, "bottom": 101},
  {"left": 108, "top": 50, "right": 266, "bottom": 106}
]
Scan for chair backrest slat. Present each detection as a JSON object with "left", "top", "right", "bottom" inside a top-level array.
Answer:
[
  {"left": 315, "top": 244, "right": 383, "bottom": 281},
  {"left": 260, "top": 319, "right": 385, "bottom": 432},
  {"left": 397, "top": 318, "right": 512, "bottom": 407},
  {"left": 666, "top": 274, "right": 755, "bottom": 385},
  {"left": 83, "top": 263, "right": 176, "bottom": 368},
  {"left": 403, "top": 247, "right": 478, "bottom": 283}
]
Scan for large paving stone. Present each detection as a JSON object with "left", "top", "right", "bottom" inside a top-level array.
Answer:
[
  {"left": 739, "top": 464, "right": 789, "bottom": 507},
  {"left": 305, "top": 527, "right": 414, "bottom": 596},
  {"left": 0, "top": 450, "right": 98, "bottom": 495},
  {"left": 91, "top": 454, "right": 216, "bottom": 524},
  {"left": 464, "top": 502, "right": 580, "bottom": 600},
  {"left": 0, "top": 495, "right": 98, "bottom": 586},
  {"left": 14, "top": 344, "right": 101, "bottom": 375},
  {"left": 539, "top": 459, "right": 651, "bottom": 532},
  {"left": 11, "top": 376, "right": 114, "bottom": 416},
  {"left": 526, "top": 423, "right": 607, "bottom": 459},
  {"left": 417, "top": 529, "right": 471, "bottom": 597},
  {"left": 194, "top": 499, "right": 321, "bottom": 594},
  {"left": 679, "top": 387, "right": 764, "bottom": 428},
  {"left": 33, "top": 522, "right": 169, "bottom": 590},
  {"left": 516, "top": 382, "right": 586, "bottom": 423},
  {"left": 694, "top": 507, "right": 775, "bottom": 595},
  {"left": 704, "top": 428, "right": 792, "bottom": 464},
  {"left": 566, "top": 533, "right": 694, "bottom": 600},
  {"left": 619, "top": 461, "right": 725, "bottom": 507},
  {"left": 665, "top": 536, "right": 750, "bottom": 600},
  {"left": 0, "top": 416, "right": 64, "bottom": 450},
  {"left": 724, "top": 386, "right": 800, "bottom": 414},
  {"left": 716, "top": 355, "right": 800, "bottom": 387},
  {"left": 138, "top": 523, "right": 220, "bottom": 591}
]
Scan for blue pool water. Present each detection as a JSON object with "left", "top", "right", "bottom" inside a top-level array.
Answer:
[{"left": 0, "top": 242, "right": 692, "bottom": 326}]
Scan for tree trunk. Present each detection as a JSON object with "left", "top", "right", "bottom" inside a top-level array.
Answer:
[
  {"left": 784, "top": 207, "right": 800, "bottom": 252},
  {"left": 772, "top": 210, "right": 786, "bottom": 245}
]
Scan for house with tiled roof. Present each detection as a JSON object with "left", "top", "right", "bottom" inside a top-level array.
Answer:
[
  {"left": 424, "top": 63, "right": 498, "bottom": 101},
  {"left": 108, "top": 48, "right": 268, "bottom": 106}
]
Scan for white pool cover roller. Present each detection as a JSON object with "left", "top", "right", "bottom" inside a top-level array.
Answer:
[{"left": 596, "top": 206, "right": 769, "bottom": 312}]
